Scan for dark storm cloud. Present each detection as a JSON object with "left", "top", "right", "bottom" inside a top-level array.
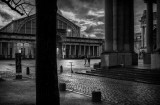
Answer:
[
  {"left": 85, "top": 26, "right": 94, "bottom": 34},
  {"left": 85, "top": 24, "right": 104, "bottom": 34},
  {"left": 0, "top": 9, "right": 12, "bottom": 21},
  {"left": 57, "top": 0, "right": 75, "bottom": 11},
  {"left": 97, "top": 16, "right": 104, "bottom": 22},
  {"left": 95, "top": 33, "right": 104, "bottom": 38},
  {"left": 79, "top": 0, "right": 104, "bottom": 10},
  {"left": 57, "top": 0, "right": 104, "bottom": 19}
]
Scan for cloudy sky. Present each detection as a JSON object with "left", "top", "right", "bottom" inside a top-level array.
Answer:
[
  {"left": 0, "top": 0, "right": 35, "bottom": 28},
  {"left": 0, "top": 0, "right": 156, "bottom": 39},
  {"left": 57, "top": 0, "right": 157, "bottom": 39}
]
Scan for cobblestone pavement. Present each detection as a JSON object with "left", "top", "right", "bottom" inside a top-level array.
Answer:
[
  {"left": 1, "top": 59, "right": 160, "bottom": 105},
  {"left": 58, "top": 73, "right": 160, "bottom": 105}
]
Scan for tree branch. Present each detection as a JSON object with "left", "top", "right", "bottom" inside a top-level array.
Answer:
[
  {"left": 1, "top": 0, "right": 35, "bottom": 16},
  {"left": 1, "top": 0, "right": 24, "bottom": 15}
]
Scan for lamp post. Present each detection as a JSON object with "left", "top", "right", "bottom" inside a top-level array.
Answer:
[{"left": 67, "top": 29, "right": 71, "bottom": 36}]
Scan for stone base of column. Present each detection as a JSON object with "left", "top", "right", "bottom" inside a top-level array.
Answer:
[
  {"left": 143, "top": 53, "right": 151, "bottom": 64},
  {"left": 117, "top": 53, "right": 132, "bottom": 66},
  {"left": 101, "top": 53, "right": 118, "bottom": 69},
  {"left": 101, "top": 52, "right": 133, "bottom": 69},
  {"left": 151, "top": 53, "right": 160, "bottom": 69}
]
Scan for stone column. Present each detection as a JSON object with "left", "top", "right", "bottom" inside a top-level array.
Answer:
[
  {"left": 113, "top": 0, "right": 117, "bottom": 51},
  {"left": 89, "top": 45, "right": 90, "bottom": 56},
  {"left": 157, "top": 0, "right": 160, "bottom": 49},
  {"left": 69, "top": 45, "right": 71, "bottom": 56},
  {"left": 143, "top": 0, "right": 153, "bottom": 64},
  {"left": 146, "top": 0, "right": 153, "bottom": 53},
  {"left": 93, "top": 46, "right": 94, "bottom": 57},
  {"left": 84, "top": 45, "right": 86, "bottom": 56},
  {"left": 64, "top": 44, "right": 66, "bottom": 58},
  {"left": 97, "top": 46, "right": 99, "bottom": 57},
  {"left": 0, "top": 42, "right": 2, "bottom": 55},
  {"left": 124, "top": 0, "right": 130, "bottom": 52},
  {"left": 8, "top": 42, "right": 10, "bottom": 58},
  {"left": 75, "top": 45, "right": 76, "bottom": 56},
  {"left": 79, "top": 45, "right": 81, "bottom": 56},
  {"left": 105, "top": 0, "right": 113, "bottom": 52},
  {"left": 129, "top": 0, "right": 138, "bottom": 65},
  {"left": 117, "top": 0, "right": 124, "bottom": 52},
  {"left": 151, "top": 0, "right": 160, "bottom": 69}
]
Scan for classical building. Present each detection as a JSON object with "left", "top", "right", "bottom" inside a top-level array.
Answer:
[
  {"left": 0, "top": 14, "right": 36, "bottom": 59},
  {"left": 0, "top": 12, "right": 103, "bottom": 59},
  {"left": 56, "top": 11, "right": 103, "bottom": 59}
]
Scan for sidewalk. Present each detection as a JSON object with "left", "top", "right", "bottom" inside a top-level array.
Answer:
[
  {"left": 60, "top": 90, "right": 111, "bottom": 105},
  {"left": 0, "top": 78, "right": 110, "bottom": 105}
]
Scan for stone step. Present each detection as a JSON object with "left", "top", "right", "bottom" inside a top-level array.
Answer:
[{"left": 77, "top": 69, "right": 160, "bottom": 84}]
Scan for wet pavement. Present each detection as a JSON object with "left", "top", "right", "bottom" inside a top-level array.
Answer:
[{"left": 0, "top": 59, "right": 160, "bottom": 105}]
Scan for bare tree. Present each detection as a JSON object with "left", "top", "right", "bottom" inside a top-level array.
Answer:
[{"left": 1, "top": 0, "right": 35, "bottom": 16}]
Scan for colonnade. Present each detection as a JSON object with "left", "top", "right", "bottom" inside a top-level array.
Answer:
[
  {"left": 0, "top": 42, "right": 35, "bottom": 59},
  {"left": 58, "top": 44, "right": 102, "bottom": 59},
  {"left": 101, "top": 0, "right": 137, "bottom": 69}
]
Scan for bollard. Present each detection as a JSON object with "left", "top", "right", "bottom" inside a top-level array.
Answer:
[
  {"left": 60, "top": 65, "right": 63, "bottom": 73},
  {"left": 59, "top": 83, "right": 66, "bottom": 91},
  {"left": 26, "top": 67, "right": 30, "bottom": 75},
  {"left": 92, "top": 91, "right": 101, "bottom": 102}
]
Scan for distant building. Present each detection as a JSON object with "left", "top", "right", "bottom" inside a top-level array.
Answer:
[
  {"left": 56, "top": 12, "right": 103, "bottom": 59},
  {"left": 139, "top": 10, "right": 157, "bottom": 52},
  {"left": 0, "top": 12, "right": 103, "bottom": 59}
]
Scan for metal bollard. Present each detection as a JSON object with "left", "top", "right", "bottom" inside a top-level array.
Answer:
[
  {"left": 60, "top": 65, "right": 63, "bottom": 73},
  {"left": 92, "top": 91, "right": 101, "bottom": 102},
  {"left": 59, "top": 83, "right": 66, "bottom": 91},
  {"left": 26, "top": 67, "right": 30, "bottom": 75}
]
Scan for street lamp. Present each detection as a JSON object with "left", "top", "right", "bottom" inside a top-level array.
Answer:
[{"left": 67, "top": 29, "right": 71, "bottom": 36}]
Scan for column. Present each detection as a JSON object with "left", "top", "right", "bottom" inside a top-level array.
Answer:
[
  {"left": 117, "top": 0, "right": 124, "bottom": 52},
  {"left": 97, "top": 46, "right": 99, "bottom": 57},
  {"left": 0, "top": 42, "right": 2, "bottom": 55},
  {"left": 105, "top": 0, "right": 113, "bottom": 52},
  {"left": 93, "top": 46, "right": 94, "bottom": 57},
  {"left": 89, "top": 45, "right": 90, "bottom": 56},
  {"left": 157, "top": 0, "right": 160, "bottom": 49},
  {"left": 146, "top": 0, "right": 153, "bottom": 53},
  {"left": 79, "top": 45, "right": 81, "bottom": 56},
  {"left": 128, "top": 0, "right": 134, "bottom": 53},
  {"left": 8, "top": 42, "right": 10, "bottom": 58},
  {"left": 69, "top": 45, "right": 71, "bottom": 56},
  {"left": 84, "top": 45, "right": 86, "bottom": 56},
  {"left": 64, "top": 44, "right": 66, "bottom": 58},
  {"left": 124, "top": 0, "right": 131, "bottom": 52},
  {"left": 151, "top": 0, "right": 160, "bottom": 69},
  {"left": 75, "top": 45, "right": 76, "bottom": 56},
  {"left": 113, "top": 0, "right": 117, "bottom": 51}
]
